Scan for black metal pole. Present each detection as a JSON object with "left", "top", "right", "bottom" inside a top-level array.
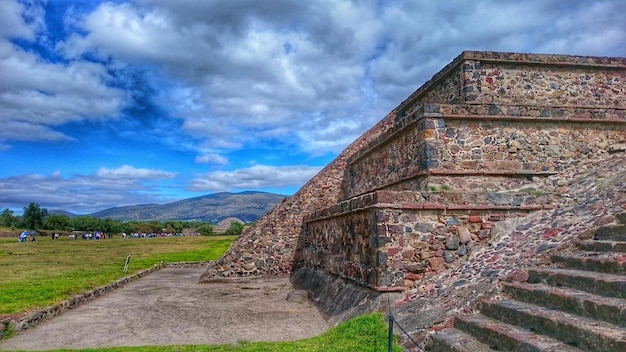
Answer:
[{"left": 388, "top": 313, "right": 393, "bottom": 352}]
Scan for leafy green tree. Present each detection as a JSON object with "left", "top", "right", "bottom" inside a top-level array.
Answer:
[
  {"left": 101, "top": 218, "right": 115, "bottom": 234},
  {"left": 196, "top": 223, "right": 214, "bottom": 236},
  {"left": 224, "top": 221, "right": 244, "bottom": 236},
  {"left": 22, "top": 203, "right": 48, "bottom": 230},
  {"left": 129, "top": 221, "right": 162, "bottom": 234},
  {"left": 119, "top": 222, "right": 134, "bottom": 234},
  {"left": 43, "top": 214, "right": 74, "bottom": 231},
  {"left": 163, "top": 220, "right": 183, "bottom": 233},
  {"left": 0, "top": 208, "right": 18, "bottom": 228},
  {"left": 72, "top": 216, "right": 102, "bottom": 232},
  {"left": 148, "top": 220, "right": 163, "bottom": 233},
  {"left": 109, "top": 219, "right": 127, "bottom": 235},
  {"left": 182, "top": 220, "right": 203, "bottom": 229}
]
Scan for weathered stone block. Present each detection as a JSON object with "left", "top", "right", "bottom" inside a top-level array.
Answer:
[
  {"left": 286, "top": 290, "right": 309, "bottom": 302},
  {"left": 420, "top": 251, "right": 435, "bottom": 260},
  {"left": 458, "top": 227, "right": 472, "bottom": 244},
  {"left": 429, "top": 257, "right": 446, "bottom": 271},
  {"left": 445, "top": 235, "right": 460, "bottom": 250}
]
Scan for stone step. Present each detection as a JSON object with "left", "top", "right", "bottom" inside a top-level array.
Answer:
[
  {"left": 552, "top": 252, "right": 626, "bottom": 274},
  {"left": 576, "top": 240, "right": 626, "bottom": 252},
  {"left": 528, "top": 268, "right": 626, "bottom": 299},
  {"left": 453, "top": 313, "right": 584, "bottom": 352},
  {"left": 502, "top": 281, "right": 626, "bottom": 327},
  {"left": 428, "top": 327, "right": 495, "bottom": 352},
  {"left": 480, "top": 299, "right": 626, "bottom": 352},
  {"left": 595, "top": 225, "right": 626, "bottom": 241}
]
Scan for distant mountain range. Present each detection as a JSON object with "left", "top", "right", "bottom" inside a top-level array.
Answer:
[{"left": 50, "top": 191, "right": 288, "bottom": 223}]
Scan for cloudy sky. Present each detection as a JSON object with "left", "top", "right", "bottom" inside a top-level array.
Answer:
[{"left": 1, "top": 0, "right": 624, "bottom": 215}]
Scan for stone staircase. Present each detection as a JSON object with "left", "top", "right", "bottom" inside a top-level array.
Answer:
[{"left": 428, "top": 213, "right": 626, "bottom": 351}]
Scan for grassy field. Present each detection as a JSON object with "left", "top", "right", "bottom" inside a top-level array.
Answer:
[
  {"left": 0, "top": 234, "right": 235, "bottom": 315},
  {"left": 0, "top": 233, "right": 402, "bottom": 351}
]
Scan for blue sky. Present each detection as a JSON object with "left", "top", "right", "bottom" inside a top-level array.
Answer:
[{"left": 1, "top": 0, "right": 625, "bottom": 215}]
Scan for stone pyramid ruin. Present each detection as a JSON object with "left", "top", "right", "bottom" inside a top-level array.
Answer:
[{"left": 200, "top": 51, "right": 626, "bottom": 349}]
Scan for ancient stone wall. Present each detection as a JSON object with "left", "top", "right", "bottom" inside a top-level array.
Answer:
[
  {"left": 298, "top": 189, "right": 556, "bottom": 290},
  {"left": 398, "top": 51, "right": 626, "bottom": 117},
  {"left": 458, "top": 56, "right": 626, "bottom": 107},
  {"left": 343, "top": 52, "right": 626, "bottom": 199},
  {"left": 294, "top": 51, "right": 626, "bottom": 295},
  {"left": 200, "top": 112, "right": 397, "bottom": 281},
  {"left": 343, "top": 115, "right": 625, "bottom": 198},
  {"left": 201, "top": 51, "right": 626, "bottom": 303}
]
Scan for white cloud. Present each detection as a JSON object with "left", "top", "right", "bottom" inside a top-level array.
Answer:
[
  {"left": 0, "top": 47, "right": 127, "bottom": 122},
  {"left": 13, "top": 0, "right": 625, "bottom": 155},
  {"left": 0, "top": 120, "right": 73, "bottom": 142},
  {"left": 55, "top": 1, "right": 383, "bottom": 152},
  {"left": 0, "top": 0, "right": 45, "bottom": 39},
  {"left": 0, "top": 3, "right": 128, "bottom": 144},
  {"left": 0, "top": 167, "right": 178, "bottom": 214},
  {"left": 188, "top": 164, "right": 322, "bottom": 192},
  {"left": 532, "top": 1, "right": 626, "bottom": 55},
  {"left": 195, "top": 153, "right": 228, "bottom": 165},
  {"left": 96, "top": 165, "right": 176, "bottom": 179}
]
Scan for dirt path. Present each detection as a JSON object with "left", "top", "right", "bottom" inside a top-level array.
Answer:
[{"left": 0, "top": 267, "right": 329, "bottom": 350}]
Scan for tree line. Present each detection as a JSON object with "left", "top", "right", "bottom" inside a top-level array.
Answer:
[{"left": 1, "top": 203, "right": 245, "bottom": 236}]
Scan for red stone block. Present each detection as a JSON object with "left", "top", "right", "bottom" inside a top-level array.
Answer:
[
  {"left": 388, "top": 247, "right": 402, "bottom": 257},
  {"left": 405, "top": 272, "right": 421, "bottom": 281},
  {"left": 392, "top": 260, "right": 404, "bottom": 270},
  {"left": 429, "top": 257, "right": 446, "bottom": 271},
  {"left": 543, "top": 228, "right": 562, "bottom": 238},
  {"left": 374, "top": 190, "right": 395, "bottom": 204},
  {"left": 486, "top": 254, "right": 500, "bottom": 263},
  {"left": 469, "top": 215, "right": 483, "bottom": 223}
]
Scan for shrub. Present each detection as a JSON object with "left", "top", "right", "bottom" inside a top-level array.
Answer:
[
  {"left": 224, "top": 221, "right": 244, "bottom": 236},
  {"left": 196, "top": 223, "right": 215, "bottom": 236}
]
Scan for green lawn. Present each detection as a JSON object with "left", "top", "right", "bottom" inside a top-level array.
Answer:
[
  {"left": 0, "top": 234, "right": 235, "bottom": 314},
  {"left": 0, "top": 234, "right": 402, "bottom": 351}
]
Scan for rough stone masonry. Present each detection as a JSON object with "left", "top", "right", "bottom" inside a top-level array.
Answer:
[{"left": 200, "top": 51, "right": 626, "bottom": 321}]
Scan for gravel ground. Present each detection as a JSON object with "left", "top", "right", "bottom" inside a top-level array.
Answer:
[{"left": 0, "top": 267, "right": 329, "bottom": 351}]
